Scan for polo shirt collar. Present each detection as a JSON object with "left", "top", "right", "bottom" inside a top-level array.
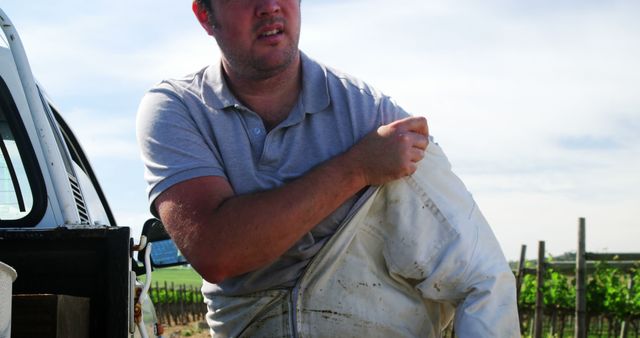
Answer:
[
  {"left": 299, "top": 51, "right": 330, "bottom": 114},
  {"left": 202, "top": 63, "right": 239, "bottom": 110},
  {"left": 202, "top": 51, "right": 330, "bottom": 114}
]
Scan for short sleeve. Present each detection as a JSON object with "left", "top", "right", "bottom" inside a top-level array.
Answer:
[
  {"left": 136, "top": 83, "right": 226, "bottom": 213},
  {"left": 378, "top": 95, "right": 411, "bottom": 124}
]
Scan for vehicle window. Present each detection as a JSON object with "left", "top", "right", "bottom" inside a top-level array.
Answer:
[
  {"left": 0, "top": 109, "right": 33, "bottom": 220},
  {"left": 0, "top": 77, "right": 45, "bottom": 226}
]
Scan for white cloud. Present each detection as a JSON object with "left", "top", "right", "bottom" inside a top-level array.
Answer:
[
  {"left": 477, "top": 190, "right": 640, "bottom": 260},
  {"left": 17, "top": 13, "right": 218, "bottom": 95},
  {"left": 60, "top": 107, "right": 139, "bottom": 160}
]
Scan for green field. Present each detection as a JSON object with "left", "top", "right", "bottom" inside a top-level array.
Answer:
[{"left": 140, "top": 266, "right": 203, "bottom": 288}]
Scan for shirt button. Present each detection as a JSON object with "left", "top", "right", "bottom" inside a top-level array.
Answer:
[{"left": 253, "top": 127, "right": 262, "bottom": 135}]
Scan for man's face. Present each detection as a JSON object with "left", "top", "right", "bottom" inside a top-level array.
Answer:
[{"left": 209, "top": 0, "right": 301, "bottom": 79}]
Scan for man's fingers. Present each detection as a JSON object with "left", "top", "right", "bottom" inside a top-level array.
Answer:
[
  {"left": 413, "top": 134, "right": 429, "bottom": 150},
  {"left": 409, "top": 147, "right": 426, "bottom": 163},
  {"left": 400, "top": 132, "right": 428, "bottom": 150},
  {"left": 398, "top": 116, "right": 429, "bottom": 136}
]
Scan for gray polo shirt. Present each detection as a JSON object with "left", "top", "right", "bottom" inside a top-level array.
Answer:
[{"left": 136, "top": 52, "right": 409, "bottom": 296}]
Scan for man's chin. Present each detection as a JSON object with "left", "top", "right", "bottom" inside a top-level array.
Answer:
[{"left": 251, "top": 51, "right": 299, "bottom": 76}]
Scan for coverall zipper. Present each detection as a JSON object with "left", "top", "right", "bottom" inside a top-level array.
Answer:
[{"left": 289, "top": 187, "right": 378, "bottom": 338}]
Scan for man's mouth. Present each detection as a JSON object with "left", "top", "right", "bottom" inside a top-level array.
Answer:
[
  {"left": 259, "top": 29, "right": 283, "bottom": 38},
  {"left": 256, "top": 19, "right": 285, "bottom": 39}
]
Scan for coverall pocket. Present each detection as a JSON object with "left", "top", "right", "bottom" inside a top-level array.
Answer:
[{"left": 205, "top": 289, "right": 291, "bottom": 338}]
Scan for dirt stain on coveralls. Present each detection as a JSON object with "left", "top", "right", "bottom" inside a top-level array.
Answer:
[
  {"left": 433, "top": 283, "right": 441, "bottom": 292},
  {"left": 303, "top": 309, "right": 353, "bottom": 323},
  {"left": 303, "top": 309, "right": 386, "bottom": 330}
]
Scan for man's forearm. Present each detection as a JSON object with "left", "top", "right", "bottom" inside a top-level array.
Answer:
[{"left": 158, "top": 150, "right": 367, "bottom": 283}]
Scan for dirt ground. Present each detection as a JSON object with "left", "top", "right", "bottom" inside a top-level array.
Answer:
[{"left": 161, "top": 320, "right": 210, "bottom": 338}]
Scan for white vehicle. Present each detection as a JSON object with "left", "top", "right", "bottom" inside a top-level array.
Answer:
[{"left": 0, "top": 7, "right": 162, "bottom": 338}]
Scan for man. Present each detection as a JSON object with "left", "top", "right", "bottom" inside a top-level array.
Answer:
[{"left": 137, "top": 0, "right": 519, "bottom": 336}]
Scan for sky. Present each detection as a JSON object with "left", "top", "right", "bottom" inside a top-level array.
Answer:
[{"left": 1, "top": 0, "right": 638, "bottom": 261}]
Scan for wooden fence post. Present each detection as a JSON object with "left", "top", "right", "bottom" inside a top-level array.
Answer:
[
  {"left": 619, "top": 276, "right": 634, "bottom": 338},
  {"left": 167, "top": 281, "right": 171, "bottom": 326},
  {"left": 516, "top": 244, "right": 527, "bottom": 334},
  {"left": 180, "top": 284, "right": 186, "bottom": 324},
  {"left": 576, "top": 217, "right": 586, "bottom": 338},
  {"left": 516, "top": 244, "right": 527, "bottom": 301},
  {"left": 533, "top": 241, "right": 545, "bottom": 338}
]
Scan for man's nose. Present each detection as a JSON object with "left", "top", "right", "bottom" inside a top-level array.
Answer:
[{"left": 256, "top": 0, "right": 281, "bottom": 17}]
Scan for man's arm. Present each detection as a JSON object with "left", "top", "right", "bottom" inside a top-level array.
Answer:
[{"left": 155, "top": 116, "right": 428, "bottom": 283}]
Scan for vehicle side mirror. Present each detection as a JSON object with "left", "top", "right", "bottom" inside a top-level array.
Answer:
[{"left": 139, "top": 218, "right": 189, "bottom": 268}]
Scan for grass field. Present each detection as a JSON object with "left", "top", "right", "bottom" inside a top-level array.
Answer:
[{"left": 140, "top": 266, "right": 203, "bottom": 288}]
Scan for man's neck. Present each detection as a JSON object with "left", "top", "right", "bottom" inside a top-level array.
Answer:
[{"left": 223, "top": 54, "right": 302, "bottom": 131}]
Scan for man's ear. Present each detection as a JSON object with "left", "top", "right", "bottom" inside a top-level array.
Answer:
[{"left": 192, "top": 1, "right": 215, "bottom": 36}]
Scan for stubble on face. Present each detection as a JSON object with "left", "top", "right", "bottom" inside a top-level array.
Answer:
[
  {"left": 212, "top": 3, "right": 301, "bottom": 81},
  {"left": 219, "top": 21, "right": 299, "bottom": 80}
]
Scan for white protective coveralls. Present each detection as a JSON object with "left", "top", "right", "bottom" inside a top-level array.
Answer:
[{"left": 205, "top": 141, "right": 521, "bottom": 337}]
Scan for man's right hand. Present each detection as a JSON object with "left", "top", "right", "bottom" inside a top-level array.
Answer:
[{"left": 347, "top": 116, "right": 429, "bottom": 186}]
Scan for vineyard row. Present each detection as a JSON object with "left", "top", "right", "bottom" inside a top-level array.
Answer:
[
  {"left": 515, "top": 218, "right": 639, "bottom": 338},
  {"left": 148, "top": 281, "right": 206, "bottom": 326}
]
